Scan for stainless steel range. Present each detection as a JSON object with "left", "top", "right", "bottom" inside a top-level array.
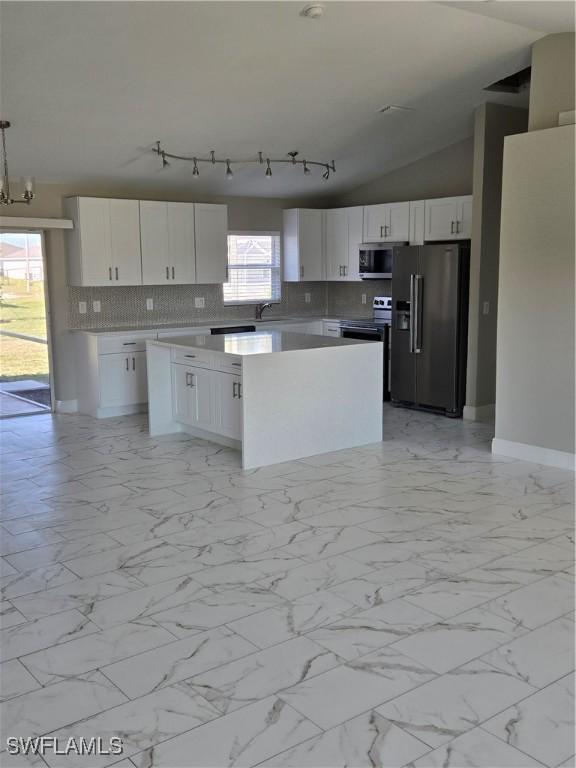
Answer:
[{"left": 339, "top": 297, "right": 391, "bottom": 400}]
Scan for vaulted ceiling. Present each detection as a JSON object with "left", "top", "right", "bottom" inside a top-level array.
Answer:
[{"left": 1, "top": 1, "right": 573, "bottom": 198}]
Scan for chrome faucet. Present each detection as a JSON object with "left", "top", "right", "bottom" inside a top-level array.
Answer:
[{"left": 255, "top": 302, "right": 273, "bottom": 320}]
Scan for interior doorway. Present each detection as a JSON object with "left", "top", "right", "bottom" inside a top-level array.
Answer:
[{"left": 0, "top": 232, "right": 53, "bottom": 417}]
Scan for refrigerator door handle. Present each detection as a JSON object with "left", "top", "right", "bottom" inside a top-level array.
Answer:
[
  {"left": 414, "top": 274, "right": 423, "bottom": 354},
  {"left": 409, "top": 274, "right": 415, "bottom": 354}
]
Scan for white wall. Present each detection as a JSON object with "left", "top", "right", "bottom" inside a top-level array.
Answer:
[
  {"left": 529, "top": 33, "right": 575, "bottom": 132},
  {"left": 493, "top": 125, "right": 575, "bottom": 467}
]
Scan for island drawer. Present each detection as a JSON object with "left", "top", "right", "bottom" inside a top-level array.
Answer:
[
  {"left": 171, "top": 348, "right": 214, "bottom": 369},
  {"left": 213, "top": 355, "right": 243, "bottom": 374},
  {"left": 97, "top": 334, "right": 157, "bottom": 355}
]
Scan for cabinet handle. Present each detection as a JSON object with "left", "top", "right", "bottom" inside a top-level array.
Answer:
[
  {"left": 380, "top": 225, "right": 384, "bottom": 238},
  {"left": 455, "top": 221, "right": 460, "bottom": 234},
  {"left": 186, "top": 372, "right": 195, "bottom": 387},
  {"left": 232, "top": 381, "right": 238, "bottom": 399},
  {"left": 231, "top": 362, "right": 241, "bottom": 367},
  {"left": 108, "top": 267, "right": 112, "bottom": 281},
  {"left": 450, "top": 221, "right": 455, "bottom": 235},
  {"left": 132, "top": 357, "right": 136, "bottom": 371},
  {"left": 166, "top": 266, "right": 170, "bottom": 280},
  {"left": 344, "top": 265, "right": 348, "bottom": 276},
  {"left": 115, "top": 267, "right": 119, "bottom": 280},
  {"left": 122, "top": 342, "right": 136, "bottom": 346},
  {"left": 300, "top": 264, "right": 304, "bottom": 279},
  {"left": 172, "top": 266, "right": 175, "bottom": 279},
  {"left": 125, "top": 357, "right": 129, "bottom": 371},
  {"left": 238, "top": 382, "right": 242, "bottom": 399},
  {"left": 185, "top": 354, "right": 196, "bottom": 359}
]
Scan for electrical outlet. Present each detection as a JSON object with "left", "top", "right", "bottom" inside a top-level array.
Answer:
[
  {"left": 78, "top": 301, "right": 87, "bottom": 314},
  {"left": 482, "top": 301, "right": 490, "bottom": 315},
  {"left": 146, "top": 298, "right": 154, "bottom": 311},
  {"left": 92, "top": 301, "right": 101, "bottom": 313},
  {"left": 195, "top": 297, "right": 205, "bottom": 309},
  {"left": 361, "top": 293, "right": 367, "bottom": 305},
  {"left": 304, "top": 292, "right": 311, "bottom": 304}
]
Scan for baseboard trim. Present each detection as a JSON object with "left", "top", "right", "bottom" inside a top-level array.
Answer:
[
  {"left": 55, "top": 399, "right": 78, "bottom": 413},
  {"left": 492, "top": 438, "right": 575, "bottom": 471},
  {"left": 463, "top": 403, "right": 495, "bottom": 422}
]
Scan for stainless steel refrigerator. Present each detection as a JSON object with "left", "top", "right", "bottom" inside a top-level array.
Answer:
[{"left": 391, "top": 243, "right": 469, "bottom": 417}]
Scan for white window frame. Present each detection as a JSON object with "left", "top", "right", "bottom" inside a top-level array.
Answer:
[{"left": 223, "top": 230, "right": 282, "bottom": 305}]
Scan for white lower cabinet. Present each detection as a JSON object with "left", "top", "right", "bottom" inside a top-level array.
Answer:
[
  {"left": 323, "top": 321, "right": 341, "bottom": 337},
  {"left": 171, "top": 363, "right": 242, "bottom": 441},
  {"left": 99, "top": 351, "right": 148, "bottom": 409}
]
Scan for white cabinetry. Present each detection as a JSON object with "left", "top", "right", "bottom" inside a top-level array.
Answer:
[
  {"left": 140, "top": 201, "right": 196, "bottom": 284},
  {"left": 283, "top": 209, "right": 324, "bottom": 282},
  {"left": 409, "top": 200, "right": 426, "bottom": 245},
  {"left": 363, "top": 202, "right": 410, "bottom": 242},
  {"left": 171, "top": 363, "right": 242, "bottom": 441},
  {"left": 325, "top": 207, "right": 363, "bottom": 281},
  {"left": 99, "top": 351, "right": 148, "bottom": 409},
  {"left": 323, "top": 321, "right": 341, "bottom": 337},
  {"left": 64, "top": 197, "right": 142, "bottom": 286},
  {"left": 424, "top": 195, "right": 472, "bottom": 241},
  {"left": 75, "top": 332, "right": 155, "bottom": 417},
  {"left": 194, "top": 203, "right": 228, "bottom": 284}
]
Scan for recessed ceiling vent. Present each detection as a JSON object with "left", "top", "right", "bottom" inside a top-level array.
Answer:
[{"left": 485, "top": 66, "right": 531, "bottom": 94}]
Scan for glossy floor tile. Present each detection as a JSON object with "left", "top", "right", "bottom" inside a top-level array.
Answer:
[{"left": 0, "top": 406, "right": 573, "bottom": 767}]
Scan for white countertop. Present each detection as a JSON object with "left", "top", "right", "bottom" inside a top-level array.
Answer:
[
  {"left": 151, "top": 330, "right": 377, "bottom": 356},
  {"left": 71, "top": 317, "right": 351, "bottom": 335}
]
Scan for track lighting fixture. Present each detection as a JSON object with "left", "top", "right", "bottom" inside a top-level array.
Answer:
[
  {"left": 153, "top": 142, "right": 335, "bottom": 181},
  {"left": 0, "top": 121, "right": 36, "bottom": 205}
]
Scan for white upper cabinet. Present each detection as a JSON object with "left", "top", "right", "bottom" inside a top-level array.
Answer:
[
  {"left": 424, "top": 195, "right": 472, "bottom": 241},
  {"left": 409, "top": 200, "right": 426, "bottom": 246},
  {"left": 194, "top": 203, "right": 228, "bottom": 284},
  {"left": 65, "top": 197, "right": 142, "bottom": 286},
  {"left": 325, "top": 207, "right": 363, "bottom": 281},
  {"left": 140, "top": 201, "right": 196, "bottom": 285},
  {"left": 363, "top": 202, "right": 410, "bottom": 242},
  {"left": 283, "top": 209, "right": 324, "bottom": 282}
]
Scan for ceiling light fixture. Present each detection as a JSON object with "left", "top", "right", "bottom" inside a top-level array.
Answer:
[
  {"left": 300, "top": 2, "right": 325, "bottom": 19},
  {"left": 153, "top": 142, "right": 335, "bottom": 181},
  {"left": 0, "top": 121, "right": 35, "bottom": 206}
]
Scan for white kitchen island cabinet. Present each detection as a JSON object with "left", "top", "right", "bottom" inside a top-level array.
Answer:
[{"left": 147, "top": 331, "right": 383, "bottom": 469}]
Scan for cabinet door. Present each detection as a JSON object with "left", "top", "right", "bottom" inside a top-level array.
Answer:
[
  {"left": 77, "top": 198, "right": 113, "bottom": 286},
  {"left": 215, "top": 372, "right": 242, "bottom": 440},
  {"left": 363, "top": 204, "right": 389, "bottom": 241},
  {"left": 424, "top": 198, "right": 460, "bottom": 241},
  {"left": 457, "top": 196, "right": 473, "bottom": 239},
  {"left": 299, "top": 209, "right": 324, "bottom": 281},
  {"left": 409, "top": 200, "right": 425, "bottom": 246},
  {"left": 195, "top": 204, "right": 228, "bottom": 284},
  {"left": 346, "top": 206, "right": 363, "bottom": 280},
  {"left": 109, "top": 199, "right": 142, "bottom": 285},
  {"left": 140, "top": 201, "right": 170, "bottom": 285},
  {"left": 172, "top": 363, "right": 193, "bottom": 424},
  {"left": 168, "top": 203, "right": 196, "bottom": 283},
  {"left": 188, "top": 366, "right": 213, "bottom": 430},
  {"left": 325, "top": 209, "right": 347, "bottom": 280},
  {"left": 386, "top": 202, "right": 410, "bottom": 242},
  {"left": 99, "top": 352, "right": 147, "bottom": 408}
]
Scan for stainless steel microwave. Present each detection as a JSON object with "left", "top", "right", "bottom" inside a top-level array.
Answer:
[{"left": 359, "top": 242, "right": 405, "bottom": 279}]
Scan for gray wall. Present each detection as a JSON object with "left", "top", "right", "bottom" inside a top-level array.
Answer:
[
  {"left": 333, "top": 138, "right": 474, "bottom": 206},
  {"left": 529, "top": 33, "right": 575, "bottom": 131},
  {"left": 495, "top": 124, "right": 575, "bottom": 455},
  {"left": 465, "top": 103, "right": 528, "bottom": 414}
]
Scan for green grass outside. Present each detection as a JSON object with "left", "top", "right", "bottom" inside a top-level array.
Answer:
[{"left": 0, "top": 277, "right": 49, "bottom": 381}]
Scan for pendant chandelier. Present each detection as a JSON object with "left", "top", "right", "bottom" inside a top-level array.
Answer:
[
  {"left": 0, "top": 121, "right": 35, "bottom": 206},
  {"left": 153, "top": 142, "right": 336, "bottom": 181}
]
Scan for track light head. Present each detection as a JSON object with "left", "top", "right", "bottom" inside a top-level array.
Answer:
[
  {"left": 322, "top": 164, "right": 330, "bottom": 180},
  {"left": 265, "top": 159, "right": 272, "bottom": 178},
  {"left": 225, "top": 160, "right": 234, "bottom": 179},
  {"left": 303, "top": 160, "right": 311, "bottom": 176},
  {"left": 192, "top": 159, "right": 200, "bottom": 177}
]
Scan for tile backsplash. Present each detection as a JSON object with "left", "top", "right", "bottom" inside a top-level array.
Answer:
[{"left": 68, "top": 280, "right": 391, "bottom": 329}]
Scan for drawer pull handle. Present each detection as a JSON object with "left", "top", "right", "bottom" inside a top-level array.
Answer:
[
  {"left": 185, "top": 354, "right": 196, "bottom": 359},
  {"left": 231, "top": 362, "right": 241, "bottom": 367},
  {"left": 122, "top": 342, "right": 137, "bottom": 346},
  {"left": 125, "top": 357, "right": 129, "bottom": 371},
  {"left": 132, "top": 357, "right": 136, "bottom": 371}
]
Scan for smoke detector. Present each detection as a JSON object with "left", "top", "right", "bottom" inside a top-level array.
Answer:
[{"left": 300, "top": 3, "right": 325, "bottom": 19}]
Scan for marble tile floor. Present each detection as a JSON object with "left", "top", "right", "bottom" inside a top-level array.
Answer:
[{"left": 0, "top": 405, "right": 574, "bottom": 768}]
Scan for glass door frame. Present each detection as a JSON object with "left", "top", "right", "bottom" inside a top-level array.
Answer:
[{"left": 0, "top": 227, "right": 55, "bottom": 416}]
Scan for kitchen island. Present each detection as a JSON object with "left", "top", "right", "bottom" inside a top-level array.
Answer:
[{"left": 146, "top": 330, "right": 383, "bottom": 469}]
